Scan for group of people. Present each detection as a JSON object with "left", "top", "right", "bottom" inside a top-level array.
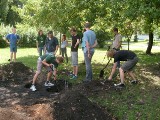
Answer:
[{"left": 5, "top": 23, "right": 139, "bottom": 92}]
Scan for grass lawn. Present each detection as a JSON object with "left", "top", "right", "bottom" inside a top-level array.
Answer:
[{"left": 0, "top": 43, "right": 160, "bottom": 119}]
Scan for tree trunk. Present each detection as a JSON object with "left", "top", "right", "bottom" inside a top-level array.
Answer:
[
  {"left": 59, "top": 33, "right": 62, "bottom": 55},
  {"left": 146, "top": 31, "right": 153, "bottom": 54}
]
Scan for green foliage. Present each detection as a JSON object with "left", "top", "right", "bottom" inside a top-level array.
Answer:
[
  {"left": 0, "top": 35, "right": 8, "bottom": 48},
  {"left": 96, "top": 30, "right": 111, "bottom": 48}
]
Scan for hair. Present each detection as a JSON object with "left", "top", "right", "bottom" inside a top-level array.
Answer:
[
  {"left": 38, "top": 30, "right": 43, "bottom": 35},
  {"left": 62, "top": 34, "right": 66, "bottom": 40},
  {"left": 48, "top": 31, "right": 53, "bottom": 38},
  {"left": 107, "top": 50, "right": 116, "bottom": 58},
  {"left": 48, "top": 31, "right": 53, "bottom": 34},
  {"left": 70, "top": 27, "right": 76, "bottom": 32},
  {"left": 113, "top": 27, "right": 118, "bottom": 32},
  {"left": 57, "top": 56, "right": 64, "bottom": 63},
  {"left": 84, "top": 22, "right": 91, "bottom": 28}
]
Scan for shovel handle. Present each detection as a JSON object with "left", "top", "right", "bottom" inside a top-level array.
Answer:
[{"left": 102, "top": 58, "right": 111, "bottom": 70}]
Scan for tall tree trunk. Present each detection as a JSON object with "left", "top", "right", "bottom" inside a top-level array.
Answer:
[
  {"left": 146, "top": 30, "right": 153, "bottom": 54},
  {"left": 59, "top": 33, "right": 62, "bottom": 55}
]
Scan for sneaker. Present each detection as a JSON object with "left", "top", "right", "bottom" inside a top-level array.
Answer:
[
  {"left": 30, "top": 85, "right": 37, "bottom": 91},
  {"left": 44, "top": 81, "right": 54, "bottom": 87},
  {"left": 114, "top": 83, "right": 125, "bottom": 87},
  {"left": 70, "top": 75, "right": 77, "bottom": 80},
  {"left": 131, "top": 80, "right": 138, "bottom": 84}
]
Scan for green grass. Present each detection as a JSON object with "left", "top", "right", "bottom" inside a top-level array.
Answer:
[{"left": 0, "top": 43, "right": 160, "bottom": 119}]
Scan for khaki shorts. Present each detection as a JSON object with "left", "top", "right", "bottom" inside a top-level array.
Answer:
[
  {"left": 36, "top": 57, "right": 53, "bottom": 74},
  {"left": 121, "top": 57, "right": 138, "bottom": 72},
  {"left": 71, "top": 52, "right": 78, "bottom": 66}
]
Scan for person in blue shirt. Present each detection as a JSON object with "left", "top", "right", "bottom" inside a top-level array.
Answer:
[
  {"left": 83, "top": 22, "right": 97, "bottom": 82},
  {"left": 44, "top": 31, "right": 59, "bottom": 55},
  {"left": 6, "top": 27, "right": 20, "bottom": 62}
]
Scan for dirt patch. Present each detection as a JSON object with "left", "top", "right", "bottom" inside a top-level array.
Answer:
[
  {"left": 55, "top": 90, "right": 114, "bottom": 120},
  {"left": 0, "top": 104, "right": 54, "bottom": 120},
  {"left": 0, "top": 62, "right": 116, "bottom": 120}
]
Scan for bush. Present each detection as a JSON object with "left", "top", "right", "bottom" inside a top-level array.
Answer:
[
  {"left": 18, "top": 35, "right": 36, "bottom": 48},
  {"left": 0, "top": 35, "right": 8, "bottom": 48},
  {"left": 96, "top": 30, "right": 111, "bottom": 48}
]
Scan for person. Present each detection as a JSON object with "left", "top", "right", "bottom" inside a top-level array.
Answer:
[
  {"left": 70, "top": 28, "right": 80, "bottom": 79},
  {"left": 107, "top": 50, "right": 138, "bottom": 87},
  {"left": 61, "top": 34, "right": 68, "bottom": 63},
  {"left": 30, "top": 54, "right": 64, "bottom": 91},
  {"left": 44, "top": 31, "right": 59, "bottom": 55},
  {"left": 81, "top": 29, "right": 86, "bottom": 64},
  {"left": 83, "top": 22, "right": 97, "bottom": 82},
  {"left": 36, "top": 30, "right": 46, "bottom": 56},
  {"left": 6, "top": 27, "right": 20, "bottom": 62},
  {"left": 111, "top": 27, "right": 122, "bottom": 68}
]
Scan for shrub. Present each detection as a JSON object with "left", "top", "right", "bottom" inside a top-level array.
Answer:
[
  {"left": 0, "top": 35, "right": 8, "bottom": 48},
  {"left": 96, "top": 30, "right": 111, "bottom": 48}
]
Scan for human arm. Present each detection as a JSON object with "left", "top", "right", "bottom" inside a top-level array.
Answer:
[
  {"left": 5, "top": 35, "right": 10, "bottom": 44},
  {"left": 54, "top": 45, "right": 59, "bottom": 55},
  {"left": 91, "top": 39, "right": 97, "bottom": 48},
  {"left": 74, "top": 39, "right": 80, "bottom": 48},
  {"left": 36, "top": 41, "right": 39, "bottom": 52},
  {"left": 41, "top": 59, "right": 53, "bottom": 67}
]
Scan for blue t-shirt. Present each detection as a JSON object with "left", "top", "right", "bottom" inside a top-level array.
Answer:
[
  {"left": 6, "top": 33, "right": 20, "bottom": 47},
  {"left": 83, "top": 30, "right": 96, "bottom": 53},
  {"left": 45, "top": 37, "right": 59, "bottom": 52},
  {"left": 81, "top": 37, "right": 86, "bottom": 48}
]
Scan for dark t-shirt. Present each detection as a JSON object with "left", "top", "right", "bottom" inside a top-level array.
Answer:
[
  {"left": 114, "top": 50, "right": 137, "bottom": 63},
  {"left": 37, "top": 34, "right": 46, "bottom": 47},
  {"left": 45, "top": 37, "right": 59, "bottom": 52},
  {"left": 71, "top": 34, "right": 80, "bottom": 52},
  {"left": 40, "top": 54, "right": 58, "bottom": 68}
]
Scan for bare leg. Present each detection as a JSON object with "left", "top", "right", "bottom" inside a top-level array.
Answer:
[
  {"left": 119, "top": 68, "right": 125, "bottom": 84},
  {"left": 128, "top": 71, "right": 136, "bottom": 80},
  {"left": 32, "top": 72, "right": 40, "bottom": 84},
  {"left": 10, "top": 52, "right": 13, "bottom": 62},
  {"left": 47, "top": 71, "right": 52, "bottom": 81},
  {"left": 14, "top": 52, "right": 16, "bottom": 62},
  {"left": 74, "top": 66, "right": 78, "bottom": 76}
]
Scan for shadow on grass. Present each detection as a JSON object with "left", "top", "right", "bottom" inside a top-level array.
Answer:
[{"left": 16, "top": 55, "right": 38, "bottom": 70}]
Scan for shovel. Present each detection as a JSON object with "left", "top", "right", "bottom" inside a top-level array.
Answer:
[{"left": 99, "top": 58, "right": 111, "bottom": 78}]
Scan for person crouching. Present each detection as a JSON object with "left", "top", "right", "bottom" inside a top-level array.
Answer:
[
  {"left": 107, "top": 50, "right": 138, "bottom": 88},
  {"left": 30, "top": 54, "right": 64, "bottom": 91}
]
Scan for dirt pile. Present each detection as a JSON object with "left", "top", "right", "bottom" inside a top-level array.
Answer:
[
  {"left": 0, "top": 62, "right": 116, "bottom": 120},
  {"left": 0, "top": 62, "right": 32, "bottom": 81},
  {"left": 0, "top": 104, "right": 54, "bottom": 120},
  {"left": 55, "top": 90, "right": 114, "bottom": 120}
]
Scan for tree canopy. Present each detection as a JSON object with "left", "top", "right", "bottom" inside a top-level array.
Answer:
[{"left": 1, "top": 0, "right": 160, "bottom": 53}]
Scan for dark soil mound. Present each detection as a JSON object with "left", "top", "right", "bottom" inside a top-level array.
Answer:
[
  {"left": 55, "top": 90, "right": 114, "bottom": 120},
  {"left": 0, "top": 62, "right": 32, "bottom": 81},
  {"left": 0, "top": 62, "right": 116, "bottom": 120}
]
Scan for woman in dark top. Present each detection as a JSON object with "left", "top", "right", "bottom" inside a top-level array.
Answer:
[{"left": 36, "top": 30, "right": 46, "bottom": 56}]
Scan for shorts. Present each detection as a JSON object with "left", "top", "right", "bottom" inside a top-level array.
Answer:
[
  {"left": 71, "top": 52, "right": 78, "bottom": 66},
  {"left": 10, "top": 46, "right": 17, "bottom": 52},
  {"left": 121, "top": 57, "right": 138, "bottom": 72},
  {"left": 36, "top": 57, "right": 53, "bottom": 74}
]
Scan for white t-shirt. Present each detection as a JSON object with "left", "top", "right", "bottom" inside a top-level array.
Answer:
[{"left": 112, "top": 34, "right": 122, "bottom": 49}]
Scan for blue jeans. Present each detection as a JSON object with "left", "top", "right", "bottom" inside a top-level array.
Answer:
[
  {"left": 39, "top": 47, "right": 44, "bottom": 56},
  {"left": 84, "top": 51, "right": 94, "bottom": 81}
]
